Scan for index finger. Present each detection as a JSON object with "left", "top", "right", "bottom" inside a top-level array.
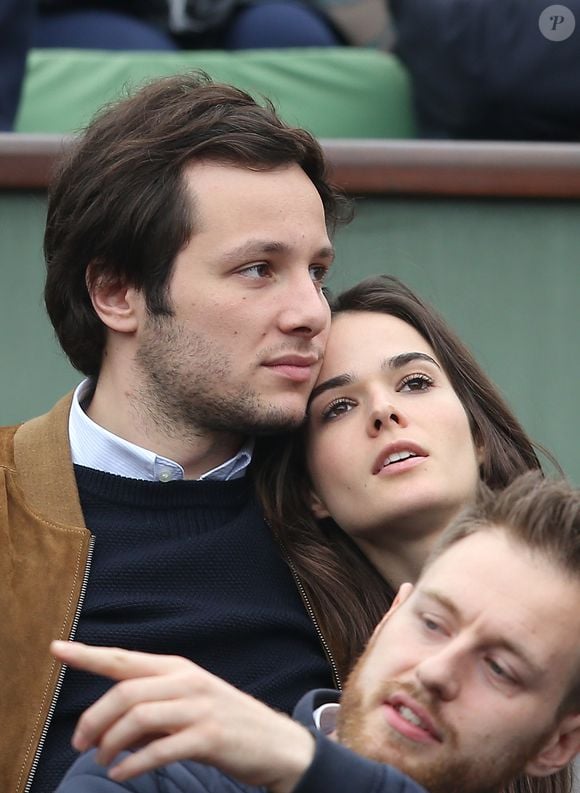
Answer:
[{"left": 50, "top": 641, "right": 184, "bottom": 681}]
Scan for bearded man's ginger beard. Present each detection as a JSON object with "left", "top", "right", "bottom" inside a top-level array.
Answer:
[{"left": 336, "top": 674, "right": 553, "bottom": 793}]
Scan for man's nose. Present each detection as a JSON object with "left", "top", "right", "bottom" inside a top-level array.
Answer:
[
  {"left": 414, "top": 646, "right": 462, "bottom": 702},
  {"left": 277, "top": 275, "right": 330, "bottom": 338}
]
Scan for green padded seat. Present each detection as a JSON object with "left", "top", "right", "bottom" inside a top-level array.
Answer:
[{"left": 15, "top": 47, "right": 417, "bottom": 138}]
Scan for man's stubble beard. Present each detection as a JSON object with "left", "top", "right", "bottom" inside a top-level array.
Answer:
[
  {"left": 337, "top": 675, "right": 551, "bottom": 793},
  {"left": 337, "top": 678, "right": 471, "bottom": 793},
  {"left": 134, "top": 314, "right": 307, "bottom": 440}
]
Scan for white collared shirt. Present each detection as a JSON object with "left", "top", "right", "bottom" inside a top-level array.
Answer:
[
  {"left": 69, "top": 380, "right": 253, "bottom": 482},
  {"left": 313, "top": 703, "right": 340, "bottom": 735}
]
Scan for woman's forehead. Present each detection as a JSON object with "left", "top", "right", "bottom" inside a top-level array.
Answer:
[{"left": 322, "top": 311, "right": 436, "bottom": 374}]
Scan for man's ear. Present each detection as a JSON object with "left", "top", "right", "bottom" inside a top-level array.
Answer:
[
  {"left": 309, "top": 490, "right": 330, "bottom": 520},
  {"left": 87, "top": 266, "right": 141, "bottom": 334},
  {"left": 525, "top": 712, "right": 580, "bottom": 776},
  {"left": 392, "top": 582, "right": 414, "bottom": 609},
  {"left": 369, "top": 582, "right": 414, "bottom": 638},
  {"left": 385, "top": 581, "right": 413, "bottom": 617}
]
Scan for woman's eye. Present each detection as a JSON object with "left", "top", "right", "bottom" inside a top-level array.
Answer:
[
  {"left": 399, "top": 373, "right": 434, "bottom": 392},
  {"left": 321, "top": 399, "right": 355, "bottom": 421}
]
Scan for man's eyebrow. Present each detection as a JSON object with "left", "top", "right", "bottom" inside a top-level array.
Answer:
[
  {"left": 421, "top": 588, "right": 543, "bottom": 677},
  {"left": 421, "top": 589, "right": 462, "bottom": 621},
  {"left": 316, "top": 244, "right": 336, "bottom": 262},
  {"left": 221, "top": 239, "right": 335, "bottom": 264},
  {"left": 308, "top": 351, "right": 440, "bottom": 407}
]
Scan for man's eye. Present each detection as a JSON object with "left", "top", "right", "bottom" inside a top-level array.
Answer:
[
  {"left": 422, "top": 616, "right": 441, "bottom": 632},
  {"left": 309, "top": 265, "right": 329, "bottom": 285},
  {"left": 321, "top": 398, "right": 355, "bottom": 421},
  {"left": 485, "top": 658, "right": 514, "bottom": 683},
  {"left": 399, "top": 373, "right": 433, "bottom": 392},
  {"left": 239, "top": 263, "right": 270, "bottom": 279}
]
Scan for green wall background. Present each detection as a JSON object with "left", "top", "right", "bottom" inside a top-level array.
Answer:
[{"left": 1, "top": 191, "right": 578, "bottom": 482}]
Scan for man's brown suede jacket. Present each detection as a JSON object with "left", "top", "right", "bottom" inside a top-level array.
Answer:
[{"left": 0, "top": 395, "right": 91, "bottom": 793}]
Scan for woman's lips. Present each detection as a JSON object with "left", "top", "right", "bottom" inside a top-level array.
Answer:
[{"left": 373, "top": 440, "right": 428, "bottom": 475}]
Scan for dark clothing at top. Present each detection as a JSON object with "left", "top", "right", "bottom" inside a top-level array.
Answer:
[
  {"left": 34, "top": 1, "right": 342, "bottom": 50},
  {"left": 57, "top": 689, "right": 429, "bottom": 793},
  {"left": 31, "top": 466, "right": 333, "bottom": 793},
  {"left": 392, "top": 0, "right": 580, "bottom": 140},
  {"left": 0, "top": 0, "right": 34, "bottom": 130},
  {"left": 37, "top": 0, "right": 246, "bottom": 39}
]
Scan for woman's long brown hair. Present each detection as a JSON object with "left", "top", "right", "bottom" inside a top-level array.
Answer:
[
  {"left": 256, "top": 275, "right": 548, "bottom": 674},
  {"left": 254, "top": 275, "right": 567, "bottom": 792}
]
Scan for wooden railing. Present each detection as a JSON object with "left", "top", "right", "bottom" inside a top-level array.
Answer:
[{"left": 2, "top": 134, "right": 580, "bottom": 198}]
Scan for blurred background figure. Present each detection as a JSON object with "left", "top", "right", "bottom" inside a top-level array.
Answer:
[
  {"left": 33, "top": 1, "right": 344, "bottom": 51},
  {"left": 0, "top": 0, "right": 391, "bottom": 132},
  {"left": 4, "top": 0, "right": 580, "bottom": 140},
  {"left": 391, "top": 0, "right": 580, "bottom": 140},
  {"left": 0, "top": 0, "right": 35, "bottom": 130}
]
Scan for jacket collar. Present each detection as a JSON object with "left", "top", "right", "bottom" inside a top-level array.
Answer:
[{"left": 13, "top": 392, "right": 86, "bottom": 528}]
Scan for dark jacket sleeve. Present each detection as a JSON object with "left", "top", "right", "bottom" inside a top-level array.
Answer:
[
  {"left": 293, "top": 731, "right": 428, "bottom": 793},
  {"left": 54, "top": 749, "right": 254, "bottom": 793},
  {"left": 57, "top": 740, "right": 429, "bottom": 793},
  {"left": 57, "top": 691, "right": 427, "bottom": 793},
  {"left": 392, "top": 0, "right": 580, "bottom": 140},
  {"left": 54, "top": 751, "right": 169, "bottom": 792}
]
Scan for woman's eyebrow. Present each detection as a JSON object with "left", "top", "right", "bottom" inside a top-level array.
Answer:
[
  {"left": 308, "top": 352, "right": 441, "bottom": 406},
  {"left": 309, "top": 373, "right": 354, "bottom": 405},
  {"left": 387, "top": 352, "right": 441, "bottom": 371}
]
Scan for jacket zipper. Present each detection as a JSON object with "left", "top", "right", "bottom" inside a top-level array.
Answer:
[
  {"left": 23, "top": 534, "right": 96, "bottom": 793},
  {"left": 276, "top": 537, "right": 342, "bottom": 691}
]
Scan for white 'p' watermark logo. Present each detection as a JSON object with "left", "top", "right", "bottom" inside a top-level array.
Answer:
[{"left": 539, "top": 4, "right": 576, "bottom": 40}]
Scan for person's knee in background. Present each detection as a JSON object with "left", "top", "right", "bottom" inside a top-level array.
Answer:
[
  {"left": 224, "top": 1, "right": 343, "bottom": 49},
  {"left": 33, "top": 8, "right": 178, "bottom": 51}
]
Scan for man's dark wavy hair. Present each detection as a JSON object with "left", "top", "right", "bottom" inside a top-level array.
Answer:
[{"left": 44, "top": 71, "right": 349, "bottom": 375}]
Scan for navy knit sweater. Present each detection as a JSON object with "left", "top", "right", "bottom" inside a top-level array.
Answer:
[{"left": 31, "top": 466, "right": 333, "bottom": 793}]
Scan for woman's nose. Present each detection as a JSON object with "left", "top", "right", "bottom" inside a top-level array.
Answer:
[{"left": 368, "top": 400, "right": 408, "bottom": 435}]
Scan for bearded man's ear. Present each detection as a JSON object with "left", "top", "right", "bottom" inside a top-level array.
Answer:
[{"left": 525, "top": 712, "right": 580, "bottom": 777}]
